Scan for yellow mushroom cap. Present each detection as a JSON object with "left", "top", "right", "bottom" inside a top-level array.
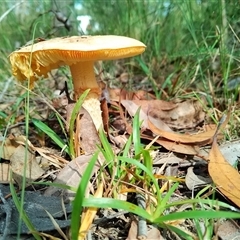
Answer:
[{"left": 9, "top": 35, "right": 146, "bottom": 86}]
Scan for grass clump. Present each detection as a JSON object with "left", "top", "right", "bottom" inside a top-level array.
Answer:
[{"left": 71, "top": 110, "right": 240, "bottom": 239}]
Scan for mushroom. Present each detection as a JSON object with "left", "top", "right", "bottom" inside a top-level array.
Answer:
[{"left": 9, "top": 35, "right": 146, "bottom": 130}]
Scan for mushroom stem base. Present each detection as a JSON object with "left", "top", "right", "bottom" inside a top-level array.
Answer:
[{"left": 82, "top": 98, "right": 102, "bottom": 131}]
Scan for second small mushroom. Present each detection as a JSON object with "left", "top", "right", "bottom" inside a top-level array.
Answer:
[{"left": 9, "top": 35, "right": 146, "bottom": 130}]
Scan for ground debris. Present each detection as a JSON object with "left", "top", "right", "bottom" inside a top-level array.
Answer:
[
  {"left": 0, "top": 184, "right": 71, "bottom": 238},
  {"left": 91, "top": 209, "right": 130, "bottom": 240},
  {"left": 215, "top": 219, "right": 240, "bottom": 240}
]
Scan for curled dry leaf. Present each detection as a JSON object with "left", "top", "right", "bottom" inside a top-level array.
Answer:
[
  {"left": 141, "top": 134, "right": 198, "bottom": 155},
  {"left": 157, "top": 138, "right": 198, "bottom": 155},
  {"left": 121, "top": 100, "right": 172, "bottom": 132},
  {"left": 129, "top": 99, "right": 205, "bottom": 129},
  {"left": 185, "top": 167, "right": 212, "bottom": 190},
  {"left": 208, "top": 139, "right": 240, "bottom": 207},
  {"left": 148, "top": 120, "right": 215, "bottom": 146}
]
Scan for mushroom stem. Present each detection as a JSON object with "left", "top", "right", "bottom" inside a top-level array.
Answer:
[
  {"left": 69, "top": 61, "right": 102, "bottom": 131},
  {"left": 70, "top": 61, "right": 100, "bottom": 98}
]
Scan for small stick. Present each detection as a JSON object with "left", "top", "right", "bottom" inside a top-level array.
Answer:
[
  {"left": 136, "top": 193, "right": 147, "bottom": 240},
  {"left": 60, "top": 81, "right": 75, "bottom": 104}
]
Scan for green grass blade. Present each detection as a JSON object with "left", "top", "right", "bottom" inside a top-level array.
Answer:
[
  {"left": 132, "top": 108, "right": 142, "bottom": 157},
  {"left": 164, "top": 224, "right": 194, "bottom": 240},
  {"left": 83, "top": 197, "right": 153, "bottom": 221},
  {"left": 55, "top": 112, "right": 69, "bottom": 144},
  {"left": 165, "top": 198, "right": 239, "bottom": 211},
  {"left": 98, "top": 127, "right": 115, "bottom": 163},
  {"left": 122, "top": 133, "right": 133, "bottom": 157},
  {"left": 141, "top": 149, "right": 152, "bottom": 173},
  {"left": 69, "top": 89, "right": 90, "bottom": 159},
  {"left": 154, "top": 210, "right": 240, "bottom": 223},
  {"left": 118, "top": 156, "right": 161, "bottom": 202},
  {"left": 153, "top": 182, "right": 179, "bottom": 218},
  {"left": 32, "top": 118, "right": 70, "bottom": 155},
  {"left": 71, "top": 151, "right": 99, "bottom": 239},
  {"left": 16, "top": 22, "right": 39, "bottom": 239}
]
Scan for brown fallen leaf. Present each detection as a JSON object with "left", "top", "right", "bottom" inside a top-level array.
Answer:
[
  {"left": 208, "top": 138, "right": 240, "bottom": 207},
  {"left": 141, "top": 134, "right": 198, "bottom": 155},
  {"left": 132, "top": 99, "right": 205, "bottom": 129},
  {"left": 157, "top": 139, "right": 198, "bottom": 155},
  {"left": 148, "top": 119, "right": 216, "bottom": 145},
  {"left": 66, "top": 102, "right": 100, "bottom": 156},
  {"left": 121, "top": 100, "right": 172, "bottom": 132},
  {"left": 75, "top": 108, "right": 101, "bottom": 156},
  {"left": 44, "top": 154, "right": 101, "bottom": 200},
  {"left": 109, "top": 88, "right": 156, "bottom": 102},
  {"left": 0, "top": 135, "right": 32, "bottom": 160},
  {"left": 0, "top": 137, "right": 21, "bottom": 160},
  {"left": 10, "top": 145, "right": 44, "bottom": 188}
]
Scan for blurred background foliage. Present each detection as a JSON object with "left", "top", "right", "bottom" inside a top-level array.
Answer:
[{"left": 1, "top": 0, "right": 240, "bottom": 100}]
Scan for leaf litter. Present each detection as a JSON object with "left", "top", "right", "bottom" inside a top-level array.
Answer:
[{"left": 1, "top": 69, "right": 240, "bottom": 239}]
